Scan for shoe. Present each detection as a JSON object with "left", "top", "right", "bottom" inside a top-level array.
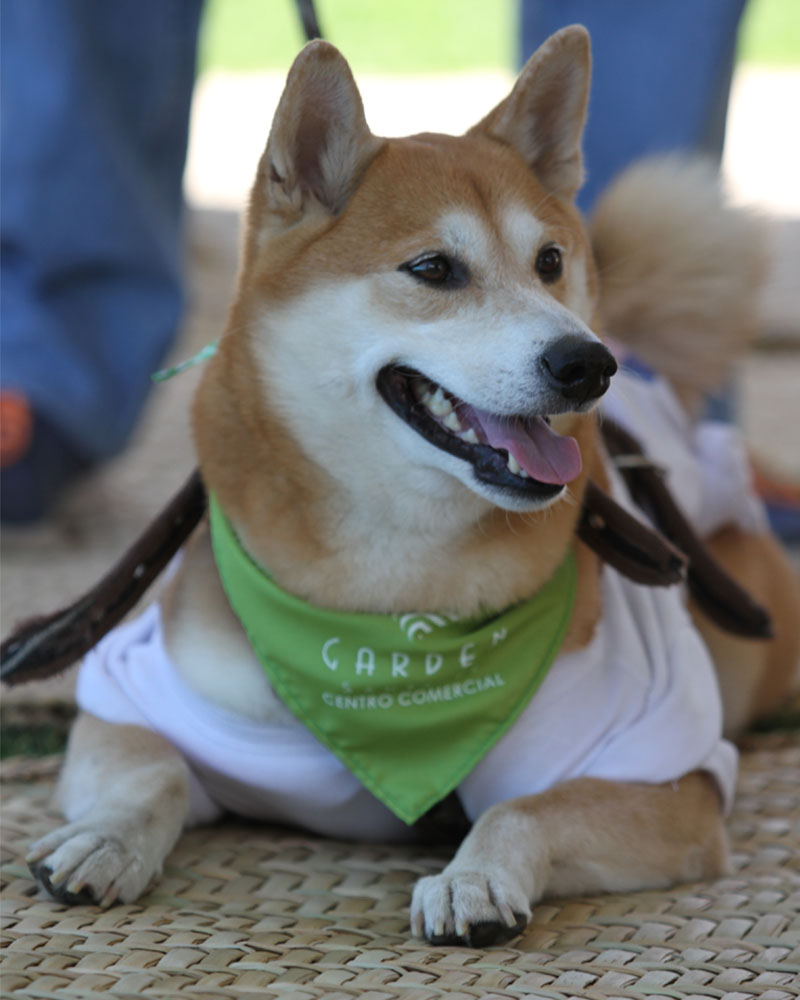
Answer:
[{"left": 1, "top": 392, "right": 88, "bottom": 524}]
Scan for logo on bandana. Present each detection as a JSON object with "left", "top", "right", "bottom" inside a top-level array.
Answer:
[{"left": 393, "top": 612, "right": 460, "bottom": 641}]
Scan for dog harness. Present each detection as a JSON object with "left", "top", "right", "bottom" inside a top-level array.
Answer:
[{"left": 0, "top": 365, "right": 771, "bottom": 686}]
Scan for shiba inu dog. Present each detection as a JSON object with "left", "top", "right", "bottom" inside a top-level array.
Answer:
[{"left": 27, "top": 28, "right": 800, "bottom": 947}]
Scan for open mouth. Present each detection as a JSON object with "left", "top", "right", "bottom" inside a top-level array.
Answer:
[{"left": 376, "top": 365, "right": 582, "bottom": 499}]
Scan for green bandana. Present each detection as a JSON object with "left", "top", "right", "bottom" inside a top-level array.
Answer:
[{"left": 209, "top": 495, "right": 576, "bottom": 824}]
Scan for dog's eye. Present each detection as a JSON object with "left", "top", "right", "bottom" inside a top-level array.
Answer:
[
  {"left": 535, "top": 245, "right": 563, "bottom": 283},
  {"left": 402, "top": 253, "right": 467, "bottom": 287},
  {"left": 407, "top": 254, "right": 451, "bottom": 282}
]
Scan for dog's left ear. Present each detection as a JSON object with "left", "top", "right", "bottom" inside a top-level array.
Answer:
[
  {"left": 469, "top": 25, "right": 590, "bottom": 199},
  {"left": 258, "top": 40, "right": 384, "bottom": 222}
]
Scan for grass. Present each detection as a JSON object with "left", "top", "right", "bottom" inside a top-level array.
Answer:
[
  {"left": 198, "top": 0, "right": 514, "bottom": 74},
  {"left": 738, "top": 0, "right": 800, "bottom": 65},
  {"left": 1, "top": 724, "right": 69, "bottom": 758},
  {"left": 199, "top": 0, "right": 798, "bottom": 74},
  {"left": 1, "top": 705, "right": 74, "bottom": 759}
]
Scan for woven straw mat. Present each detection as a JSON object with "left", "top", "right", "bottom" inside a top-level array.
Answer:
[{"left": 1, "top": 732, "right": 798, "bottom": 1000}]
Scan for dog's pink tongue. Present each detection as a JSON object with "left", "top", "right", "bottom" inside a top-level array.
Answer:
[{"left": 468, "top": 410, "right": 582, "bottom": 485}]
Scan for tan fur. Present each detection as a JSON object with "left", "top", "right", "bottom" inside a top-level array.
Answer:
[
  {"left": 27, "top": 714, "right": 190, "bottom": 906},
  {"left": 470, "top": 25, "right": 591, "bottom": 199},
  {"left": 159, "top": 523, "right": 291, "bottom": 721},
  {"left": 412, "top": 772, "right": 726, "bottom": 940},
  {"left": 691, "top": 525, "right": 800, "bottom": 735},
  {"left": 32, "top": 29, "right": 800, "bottom": 946}
]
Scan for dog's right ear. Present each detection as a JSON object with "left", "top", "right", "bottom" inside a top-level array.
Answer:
[
  {"left": 469, "top": 25, "right": 590, "bottom": 199},
  {"left": 257, "top": 41, "right": 383, "bottom": 224}
]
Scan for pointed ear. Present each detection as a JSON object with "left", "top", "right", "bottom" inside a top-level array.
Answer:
[
  {"left": 260, "top": 41, "right": 383, "bottom": 220},
  {"left": 469, "top": 25, "right": 591, "bottom": 199}
]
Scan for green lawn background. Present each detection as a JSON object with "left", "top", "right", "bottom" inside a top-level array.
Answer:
[{"left": 199, "top": 0, "right": 800, "bottom": 75}]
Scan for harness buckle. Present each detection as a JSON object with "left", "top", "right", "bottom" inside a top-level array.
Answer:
[{"left": 612, "top": 453, "right": 667, "bottom": 475}]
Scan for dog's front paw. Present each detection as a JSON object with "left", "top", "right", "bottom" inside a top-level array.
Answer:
[
  {"left": 27, "top": 822, "right": 160, "bottom": 907},
  {"left": 411, "top": 868, "right": 531, "bottom": 946}
]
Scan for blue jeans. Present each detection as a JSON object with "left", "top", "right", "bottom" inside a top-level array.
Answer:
[
  {"left": 1, "top": 0, "right": 203, "bottom": 461},
  {"left": 519, "top": 0, "right": 748, "bottom": 213}
]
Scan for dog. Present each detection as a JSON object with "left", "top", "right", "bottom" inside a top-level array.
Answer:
[{"left": 27, "top": 28, "right": 800, "bottom": 946}]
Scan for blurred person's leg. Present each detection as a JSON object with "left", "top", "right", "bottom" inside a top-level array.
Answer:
[
  {"left": 519, "top": 0, "right": 747, "bottom": 212},
  {"left": 1, "top": 0, "right": 203, "bottom": 522}
]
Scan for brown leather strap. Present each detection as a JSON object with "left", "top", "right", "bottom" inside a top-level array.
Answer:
[
  {"left": 0, "top": 428, "right": 773, "bottom": 686},
  {"left": 4, "top": 467, "right": 686, "bottom": 684},
  {"left": 600, "top": 420, "right": 773, "bottom": 639},
  {"left": 577, "top": 481, "right": 687, "bottom": 586},
  {"left": 0, "top": 470, "right": 207, "bottom": 686}
]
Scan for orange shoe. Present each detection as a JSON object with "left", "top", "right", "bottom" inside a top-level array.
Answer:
[
  {"left": 0, "top": 391, "right": 34, "bottom": 469},
  {"left": 1, "top": 392, "right": 88, "bottom": 523}
]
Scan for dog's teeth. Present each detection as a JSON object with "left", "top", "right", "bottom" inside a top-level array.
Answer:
[
  {"left": 460, "top": 428, "right": 479, "bottom": 444},
  {"left": 444, "top": 411, "right": 462, "bottom": 432},
  {"left": 519, "top": 468, "right": 529, "bottom": 478},
  {"left": 507, "top": 453, "right": 522, "bottom": 475},
  {"left": 428, "top": 388, "right": 452, "bottom": 417}
]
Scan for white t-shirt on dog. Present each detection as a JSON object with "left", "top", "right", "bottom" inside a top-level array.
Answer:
[{"left": 77, "top": 368, "right": 749, "bottom": 839}]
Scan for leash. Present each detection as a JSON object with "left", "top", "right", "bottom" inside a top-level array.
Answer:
[
  {"left": 598, "top": 420, "right": 772, "bottom": 639},
  {"left": 0, "top": 423, "right": 772, "bottom": 687},
  {"left": 294, "top": 0, "right": 323, "bottom": 41},
  {"left": 0, "top": 470, "right": 206, "bottom": 684}
]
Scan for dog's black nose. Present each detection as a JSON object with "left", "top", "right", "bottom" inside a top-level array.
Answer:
[{"left": 541, "top": 336, "right": 617, "bottom": 404}]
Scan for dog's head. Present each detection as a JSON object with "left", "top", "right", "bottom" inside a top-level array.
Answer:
[{"left": 196, "top": 27, "right": 614, "bottom": 539}]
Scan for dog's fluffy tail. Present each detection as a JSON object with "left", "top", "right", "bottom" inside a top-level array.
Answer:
[{"left": 590, "top": 157, "right": 767, "bottom": 413}]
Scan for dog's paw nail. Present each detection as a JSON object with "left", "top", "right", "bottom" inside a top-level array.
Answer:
[
  {"left": 26, "top": 846, "right": 48, "bottom": 865},
  {"left": 65, "top": 879, "right": 86, "bottom": 896},
  {"left": 433, "top": 921, "right": 445, "bottom": 938},
  {"left": 99, "top": 885, "right": 120, "bottom": 909},
  {"left": 411, "top": 913, "right": 425, "bottom": 939},
  {"left": 455, "top": 918, "right": 470, "bottom": 938},
  {"left": 499, "top": 902, "right": 517, "bottom": 928},
  {"left": 47, "top": 867, "right": 70, "bottom": 889}
]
